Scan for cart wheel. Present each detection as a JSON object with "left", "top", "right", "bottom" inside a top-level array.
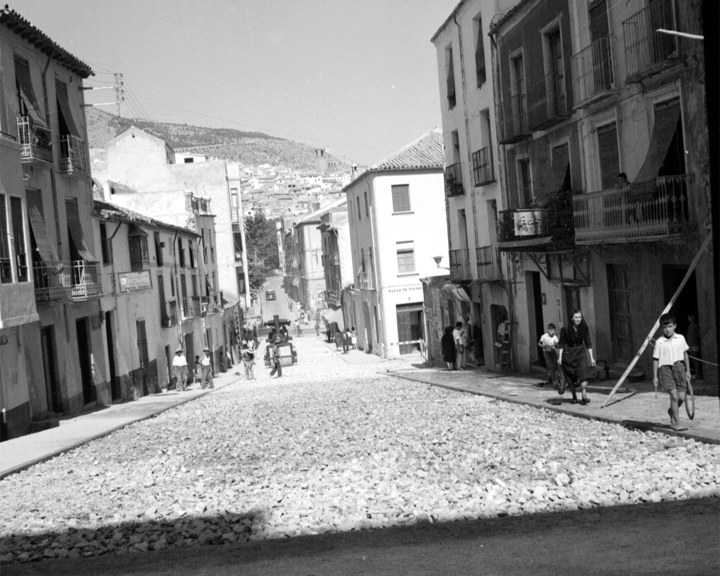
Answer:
[{"left": 685, "top": 380, "right": 695, "bottom": 420}]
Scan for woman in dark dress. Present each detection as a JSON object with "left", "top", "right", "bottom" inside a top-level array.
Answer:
[
  {"left": 557, "top": 310, "right": 596, "bottom": 404},
  {"left": 441, "top": 326, "right": 456, "bottom": 370}
]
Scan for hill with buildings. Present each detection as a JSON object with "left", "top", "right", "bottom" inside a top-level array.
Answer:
[{"left": 86, "top": 108, "right": 350, "bottom": 171}]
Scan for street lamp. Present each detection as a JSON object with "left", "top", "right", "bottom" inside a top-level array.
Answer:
[{"left": 433, "top": 255, "right": 450, "bottom": 270}]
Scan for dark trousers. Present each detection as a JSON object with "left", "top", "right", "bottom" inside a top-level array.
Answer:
[{"left": 270, "top": 358, "right": 282, "bottom": 377}]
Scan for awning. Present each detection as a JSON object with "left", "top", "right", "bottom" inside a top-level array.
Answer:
[
  {"left": 55, "top": 82, "right": 79, "bottom": 136},
  {"left": 442, "top": 283, "right": 471, "bottom": 303},
  {"left": 322, "top": 308, "right": 344, "bottom": 330},
  {"left": 630, "top": 102, "right": 681, "bottom": 200},
  {"left": 26, "top": 190, "right": 57, "bottom": 262},
  {"left": 65, "top": 200, "right": 95, "bottom": 261},
  {"left": 127, "top": 223, "right": 148, "bottom": 237},
  {"left": 14, "top": 57, "right": 45, "bottom": 125}
]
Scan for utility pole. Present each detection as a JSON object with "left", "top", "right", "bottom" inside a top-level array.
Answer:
[
  {"left": 225, "top": 163, "right": 252, "bottom": 310},
  {"left": 114, "top": 73, "right": 124, "bottom": 117}
]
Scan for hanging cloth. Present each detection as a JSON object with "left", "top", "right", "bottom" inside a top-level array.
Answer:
[
  {"left": 14, "top": 57, "right": 45, "bottom": 125},
  {"left": 26, "top": 189, "right": 58, "bottom": 262},
  {"left": 65, "top": 199, "right": 95, "bottom": 261},
  {"left": 55, "top": 82, "right": 79, "bottom": 136}
]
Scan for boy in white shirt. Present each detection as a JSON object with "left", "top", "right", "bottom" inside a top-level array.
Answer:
[
  {"left": 538, "top": 323, "right": 559, "bottom": 388},
  {"left": 653, "top": 313, "right": 691, "bottom": 431}
]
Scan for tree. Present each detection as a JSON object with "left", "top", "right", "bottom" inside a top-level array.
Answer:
[{"left": 243, "top": 213, "right": 280, "bottom": 290}]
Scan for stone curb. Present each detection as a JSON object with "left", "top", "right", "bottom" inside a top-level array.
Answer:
[{"left": 386, "top": 371, "right": 720, "bottom": 446}]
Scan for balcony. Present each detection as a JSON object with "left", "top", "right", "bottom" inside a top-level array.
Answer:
[
  {"left": 573, "top": 175, "right": 692, "bottom": 243},
  {"left": 571, "top": 37, "right": 614, "bottom": 106},
  {"left": 162, "top": 301, "right": 178, "bottom": 327},
  {"left": 471, "top": 147, "right": 494, "bottom": 187},
  {"left": 359, "top": 271, "right": 374, "bottom": 290},
  {"left": 17, "top": 117, "right": 53, "bottom": 164},
  {"left": 527, "top": 72, "right": 569, "bottom": 130},
  {"left": 448, "top": 249, "right": 471, "bottom": 281},
  {"left": 70, "top": 261, "right": 102, "bottom": 300},
  {"left": 59, "top": 135, "right": 88, "bottom": 174},
  {"left": 623, "top": 0, "right": 678, "bottom": 80},
  {"left": 500, "top": 94, "right": 529, "bottom": 144},
  {"left": 33, "top": 261, "right": 72, "bottom": 302},
  {"left": 182, "top": 296, "right": 201, "bottom": 319},
  {"left": 445, "top": 162, "right": 464, "bottom": 197},
  {"left": 476, "top": 245, "right": 502, "bottom": 283},
  {"left": 326, "top": 289, "right": 339, "bottom": 306}
]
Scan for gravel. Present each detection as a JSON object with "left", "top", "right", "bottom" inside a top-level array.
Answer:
[{"left": 1, "top": 338, "right": 718, "bottom": 565}]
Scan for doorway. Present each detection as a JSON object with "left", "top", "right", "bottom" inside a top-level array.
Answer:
[
  {"left": 136, "top": 320, "right": 149, "bottom": 396},
  {"left": 662, "top": 265, "right": 697, "bottom": 337},
  {"left": 105, "top": 312, "right": 120, "bottom": 401},
  {"left": 396, "top": 303, "right": 423, "bottom": 355},
  {"left": 76, "top": 318, "right": 95, "bottom": 405},
  {"left": 184, "top": 333, "right": 194, "bottom": 381},
  {"left": 41, "top": 326, "right": 62, "bottom": 414},
  {"left": 607, "top": 264, "right": 634, "bottom": 361},
  {"left": 165, "top": 344, "right": 173, "bottom": 391},
  {"left": 527, "top": 271, "right": 545, "bottom": 366}
]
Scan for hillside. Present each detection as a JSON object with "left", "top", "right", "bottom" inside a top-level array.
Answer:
[{"left": 86, "top": 108, "right": 350, "bottom": 171}]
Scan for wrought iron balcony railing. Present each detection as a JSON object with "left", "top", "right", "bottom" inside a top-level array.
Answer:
[
  {"left": 571, "top": 36, "right": 614, "bottom": 105},
  {"left": 445, "top": 162, "right": 464, "bottom": 197},
  {"left": 33, "top": 261, "right": 72, "bottom": 302},
  {"left": 182, "top": 296, "right": 201, "bottom": 318},
  {"left": 17, "top": 117, "right": 53, "bottom": 164},
  {"left": 527, "top": 71, "right": 569, "bottom": 129},
  {"left": 448, "top": 249, "right": 471, "bottom": 281},
  {"left": 500, "top": 94, "right": 529, "bottom": 143},
  {"left": 476, "top": 245, "right": 502, "bottom": 283},
  {"left": 70, "top": 261, "right": 102, "bottom": 300},
  {"left": 623, "top": 0, "right": 678, "bottom": 79},
  {"left": 359, "top": 271, "right": 374, "bottom": 290},
  {"left": 573, "top": 175, "right": 692, "bottom": 242},
  {"left": 471, "top": 146, "right": 494, "bottom": 187},
  {"left": 59, "top": 134, "right": 88, "bottom": 174}
]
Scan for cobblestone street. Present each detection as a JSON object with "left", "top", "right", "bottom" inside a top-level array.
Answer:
[{"left": 1, "top": 335, "right": 719, "bottom": 570}]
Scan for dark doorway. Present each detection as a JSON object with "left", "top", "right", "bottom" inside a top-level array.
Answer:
[
  {"left": 662, "top": 265, "right": 697, "bottom": 338},
  {"left": 41, "top": 326, "right": 62, "bottom": 414},
  {"left": 528, "top": 272, "right": 545, "bottom": 366},
  {"left": 105, "top": 312, "right": 120, "bottom": 401},
  {"left": 607, "top": 264, "right": 634, "bottom": 361},
  {"left": 136, "top": 320, "right": 149, "bottom": 396},
  {"left": 76, "top": 318, "right": 95, "bottom": 405},
  {"left": 205, "top": 329, "right": 214, "bottom": 372},
  {"left": 396, "top": 303, "right": 424, "bottom": 355},
  {"left": 165, "top": 344, "right": 173, "bottom": 390},
  {"left": 184, "top": 333, "right": 194, "bottom": 384}
]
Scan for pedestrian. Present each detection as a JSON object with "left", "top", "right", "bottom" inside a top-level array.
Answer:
[
  {"left": 653, "top": 313, "right": 692, "bottom": 431},
  {"left": 171, "top": 348, "right": 188, "bottom": 392},
  {"left": 441, "top": 326, "right": 456, "bottom": 370},
  {"left": 315, "top": 318, "right": 320, "bottom": 336},
  {"left": 334, "top": 328, "right": 343, "bottom": 351},
  {"left": 269, "top": 342, "right": 283, "bottom": 377},
  {"left": 194, "top": 355, "right": 202, "bottom": 384},
  {"left": 557, "top": 310, "right": 596, "bottom": 404},
  {"left": 342, "top": 328, "right": 351, "bottom": 354},
  {"left": 200, "top": 347, "right": 214, "bottom": 390},
  {"left": 453, "top": 321, "right": 466, "bottom": 370},
  {"left": 351, "top": 326, "right": 358, "bottom": 350},
  {"left": 241, "top": 341, "right": 255, "bottom": 380},
  {"left": 686, "top": 313, "right": 702, "bottom": 380},
  {"left": 538, "top": 323, "right": 559, "bottom": 388}
]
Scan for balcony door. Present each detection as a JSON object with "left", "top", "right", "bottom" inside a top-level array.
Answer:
[
  {"left": 548, "top": 29, "right": 566, "bottom": 115},
  {"left": 76, "top": 318, "right": 95, "bottom": 405},
  {"left": 589, "top": 0, "right": 613, "bottom": 90},
  {"left": 607, "top": 264, "right": 634, "bottom": 361}
]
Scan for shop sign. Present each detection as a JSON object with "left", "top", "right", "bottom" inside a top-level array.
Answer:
[{"left": 118, "top": 270, "right": 152, "bottom": 292}]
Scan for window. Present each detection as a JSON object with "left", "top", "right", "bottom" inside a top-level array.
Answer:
[
  {"left": 475, "top": 16, "right": 486, "bottom": 87},
  {"left": 364, "top": 191, "right": 369, "bottom": 217},
  {"left": 451, "top": 130, "right": 461, "bottom": 164},
  {"left": 154, "top": 232, "right": 163, "bottom": 267},
  {"left": 356, "top": 196, "right": 361, "bottom": 221},
  {"left": 517, "top": 158, "right": 533, "bottom": 206},
  {"left": 10, "top": 197, "right": 27, "bottom": 281},
  {"left": 14, "top": 56, "right": 44, "bottom": 124},
  {"left": 360, "top": 248, "right": 365, "bottom": 272},
  {"left": 100, "top": 223, "right": 113, "bottom": 265},
  {"left": 392, "top": 185, "right": 411, "bottom": 213},
  {"left": 201, "top": 229, "right": 207, "bottom": 263},
  {"left": 0, "top": 194, "right": 11, "bottom": 283},
  {"left": 546, "top": 29, "right": 566, "bottom": 114},
  {"left": 230, "top": 188, "right": 239, "bottom": 223},
  {"left": 189, "top": 242, "right": 195, "bottom": 269},
  {"left": 129, "top": 234, "right": 149, "bottom": 271},
  {"left": 446, "top": 47, "right": 456, "bottom": 109},
  {"left": 597, "top": 123, "right": 619, "bottom": 189},
  {"left": 397, "top": 249, "right": 415, "bottom": 274},
  {"left": 178, "top": 238, "right": 185, "bottom": 267}
]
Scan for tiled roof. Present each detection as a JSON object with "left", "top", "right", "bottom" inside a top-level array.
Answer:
[
  {"left": 0, "top": 6, "right": 94, "bottom": 78},
  {"left": 430, "top": 0, "right": 468, "bottom": 43},
  {"left": 94, "top": 200, "right": 199, "bottom": 237},
  {"left": 372, "top": 127, "right": 444, "bottom": 171}
]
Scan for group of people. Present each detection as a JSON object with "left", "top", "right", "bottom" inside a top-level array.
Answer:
[
  {"left": 333, "top": 327, "right": 357, "bottom": 353},
  {"left": 440, "top": 321, "right": 482, "bottom": 370},
  {"left": 171, "top": 347, "right": 215, "bottom": 391}
]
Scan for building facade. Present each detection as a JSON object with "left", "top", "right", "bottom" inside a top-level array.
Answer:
[{"left": 343, "top": 129, "right": 449, "bottom": 358}]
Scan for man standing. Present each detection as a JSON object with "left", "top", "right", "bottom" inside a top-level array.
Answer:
[
  {"left": 172, "top": 348, "right": 188, "bottom": 392},
  {"left": 200, "top": 347, "right": 214, "bottom": 390},
  {"left": 453, "top": 321, "right": 466, "bottom": 370},
  {"left": 269, "top": 341, "right": 283, "bottom": 377}
]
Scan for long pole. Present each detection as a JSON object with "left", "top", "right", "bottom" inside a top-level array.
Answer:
[{"left": 601, "top": 234, "right": 712, "bottom": 408}]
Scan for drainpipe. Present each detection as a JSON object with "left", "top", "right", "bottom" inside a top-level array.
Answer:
[
  {"left": 40, "top": 48, "right": 62, "bottom": 256},
  {"left": 454, "top": 14, "right": 480, "bottom": 271}
]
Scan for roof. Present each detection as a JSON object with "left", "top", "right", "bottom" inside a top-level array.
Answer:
[
  {"left": 430, "top": 0, "right": 468, "bottom": 43},
  {"left": 295, "top": 197, "right": 347, "bottom": 226},
  {"left": 343, "top": 128, "right": 443, "bottom": 192},
  {"left": 0, "top": 6, "right": 94, "bottom": 78},
  {"left": 94, "top": 200, "right": 199, "bottom": 237},
  {"left": 488, "top": 0, "right": 532, "bottom": 34}
]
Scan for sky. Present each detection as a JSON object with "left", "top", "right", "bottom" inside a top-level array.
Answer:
[{"left": 10, "top": 0, "right": 461, "bottom": 166}]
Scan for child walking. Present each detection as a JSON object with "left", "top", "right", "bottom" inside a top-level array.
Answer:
[
  {"left": 241, "top": 341, "right": 255, "bottom": 380},
  {"left": 538, "top": 323, "right": 559, "bottom": 388},
  {"left": 653, "top": 313, "right": 692, "bottom": 431}
]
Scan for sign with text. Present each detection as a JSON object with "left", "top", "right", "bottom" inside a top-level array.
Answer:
[
  {"left": 118, "top": 270, "right": 152, "bottom": 292},
  {"left": 513, "top": 209, "right": 549, "bottom": 237}
]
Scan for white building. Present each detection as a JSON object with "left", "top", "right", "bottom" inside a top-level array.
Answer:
[{"left": 343, "top": 129, "right": 449, "bottom": 357}]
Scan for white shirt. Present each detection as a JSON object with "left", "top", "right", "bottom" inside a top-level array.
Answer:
[
  {"left": 539, "top": 334, "right": 559, "bottom": 351},
  {"left": 172, "top": 354, "right": 187, "bottom": 367},
  {"left": 201, "top": 355, "right": 212, "bottom": 367},
  {"left": 653, "top": 333, "right": 688, "bottom": 366}
]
